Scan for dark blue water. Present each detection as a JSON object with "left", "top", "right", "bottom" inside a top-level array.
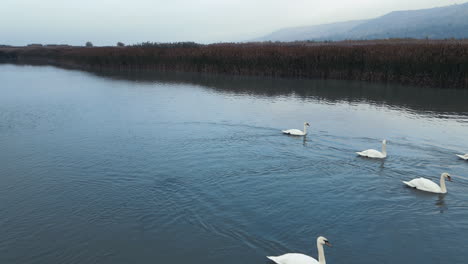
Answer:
[{"left": 1, "top": 64, "right": 468, "bottom": 264}]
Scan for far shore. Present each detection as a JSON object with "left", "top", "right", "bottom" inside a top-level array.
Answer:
[{"left": 1, "top": 39, "right": 467, "bottom": 89}]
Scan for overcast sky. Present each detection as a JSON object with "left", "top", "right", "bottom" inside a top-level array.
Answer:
[{"left": 0, "top": 0, "right": 460, "bottom": 46}]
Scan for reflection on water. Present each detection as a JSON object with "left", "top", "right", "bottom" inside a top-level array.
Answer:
[
  {"left": 91, "top": 69, "right": 468, "bottom": 116},
  {"left": 435, "top": 195, "right": 448, "bottom": 213},
  {"left": 405, "top": 188, "right": 450, "bottom": 213},
  {"left": 0, "top": 64, "right": 468, "bottom": 264}
]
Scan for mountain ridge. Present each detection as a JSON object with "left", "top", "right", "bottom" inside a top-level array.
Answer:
[{"left": 255, "top": 2, "right": 468, "bottom": 41}]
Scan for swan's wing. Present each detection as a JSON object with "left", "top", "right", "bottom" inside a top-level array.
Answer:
[
  {"left": 282, "top": 129, "right": 304, "bottom": 135},
  {"left": 357, "top": 149, "right": 384, "bottom": 158},
  {"left": 408, "top": 178, "right": 441, "bottom": 193},
  {"left": 267, "top": 253, "right": 318, "bottom": 264}
]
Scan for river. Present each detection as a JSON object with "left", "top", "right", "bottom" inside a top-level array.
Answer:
[{"left": 1, "top": 64, "right": 467, "bottom": 264}]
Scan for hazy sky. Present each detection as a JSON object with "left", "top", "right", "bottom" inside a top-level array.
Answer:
[{"left": 0, "top": 0, "right": 460, "bottom": 46}]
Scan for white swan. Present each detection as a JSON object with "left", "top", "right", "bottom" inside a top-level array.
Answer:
[
  {"left": 267, "top": 236, "right": 331, "bottom": 264},
  {"left": 282, "top": 122, "right": 310, "bottom": 136},
  {"left": 403, "top": 172, "right": 452, "bottom": 194},
  {"left": 456, "top": 154, "right": 468, "bottom": 160},
  {"left": 356, "top": 139, "right": 387, "bottom": 159}
]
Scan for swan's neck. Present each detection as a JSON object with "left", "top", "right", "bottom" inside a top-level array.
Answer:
[
  {"left": 440, "top": 175, "right": 447, "bottom": 193},
  {"left": 303, "top": 124, "right": 308, "bottom": 135},
  {"left": 317, "top": 242, "right": 326, "bottom": 264},
  {"left": 382, "top": 142, "right": 387, "bottom": 156}
]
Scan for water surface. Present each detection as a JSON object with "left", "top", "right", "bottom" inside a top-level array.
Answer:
[{"left": 1, "top": 64, "right": 468, "bottom": 264}]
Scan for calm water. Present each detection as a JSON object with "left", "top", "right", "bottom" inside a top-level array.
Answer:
[{"left": 1, "top": 64, "right": 468, "bottom": 264}]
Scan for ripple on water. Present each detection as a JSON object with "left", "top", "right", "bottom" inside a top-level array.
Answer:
[{"left": 1, "top": 65, "right": 468, "bottom": 264}]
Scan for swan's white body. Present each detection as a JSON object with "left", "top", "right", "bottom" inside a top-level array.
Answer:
[
  {"left": 282, "top": 122, "right": 310, "bottom": 136},
  {"left": 267, "top": 236, "right": 331, "bottom": 264},
  {"left": 267, "top": 253, "right": 319, "bottom": 264},
  {"left": 356, "top": 139, "right": 387, "bottom": 159},
  {"left": 403, "top": 173, "right": 452, "bottom": 194},
  {"left": 456, "top": 154, "right": 468, "bottom": 160}
]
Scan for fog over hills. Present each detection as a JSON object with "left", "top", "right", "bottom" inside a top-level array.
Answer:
[{"left": 256, "top": 2, "right": 468, "bottom": 41}]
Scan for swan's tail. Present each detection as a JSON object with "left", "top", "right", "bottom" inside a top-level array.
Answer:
[
  {"left": 456, "top": 154, "right": 468, "bottom": 160},
  {"left": 356, "top": 151, "right": 365, "bottom": 156},
  {"left": 402, "top": 181, "right": 415, "bottom": 187},
  {"left": 267, "top": 256, "right": 280, "bottom": 263}
]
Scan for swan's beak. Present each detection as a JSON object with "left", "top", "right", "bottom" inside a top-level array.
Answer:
[
  {"left": 325, "top": 241, "right": 332, "bottom": 247},
  {"left": 447, "top": 176, "right": 453, "bottom": 182}
]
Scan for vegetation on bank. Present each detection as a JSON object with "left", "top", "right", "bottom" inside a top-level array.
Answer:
[{"left": 1, "top": 39, "right": 467, "bottom": 89}]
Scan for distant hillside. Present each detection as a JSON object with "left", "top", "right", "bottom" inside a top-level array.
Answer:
[
  {"left": 256, "top": 2, "right": 468, "bottom": 41},
  {"left": 256, "top": 20, "right": 367, "bottom": 42}
]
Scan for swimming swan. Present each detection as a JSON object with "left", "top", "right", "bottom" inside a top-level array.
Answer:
[
  {"left": 282, "top": 122, "right": 310, "bottom": 136},
  {"left": 403, "top": 172, "right": 452, "bottom": 194},
  {"left": 356, "top": 139, "right": 387, "bottom": 159},
  {"left": 456, "top": 154, "right": 468, "bottom": 160},
  {"left": 267, "top": 236, "right": 331, "bottom": 264}
]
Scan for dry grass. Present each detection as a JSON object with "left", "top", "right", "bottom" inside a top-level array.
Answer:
[{"left": 1, "top": 39, "right": 467, "bottom": 89}]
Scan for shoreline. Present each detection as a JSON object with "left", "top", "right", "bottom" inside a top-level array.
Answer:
[{"left": 1, "top": 39, "right": 468, "bottom": 89}]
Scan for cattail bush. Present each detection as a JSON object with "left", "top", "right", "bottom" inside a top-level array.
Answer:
[{"left": 1, "top": 39, "right": 467, "bottom": 89}]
